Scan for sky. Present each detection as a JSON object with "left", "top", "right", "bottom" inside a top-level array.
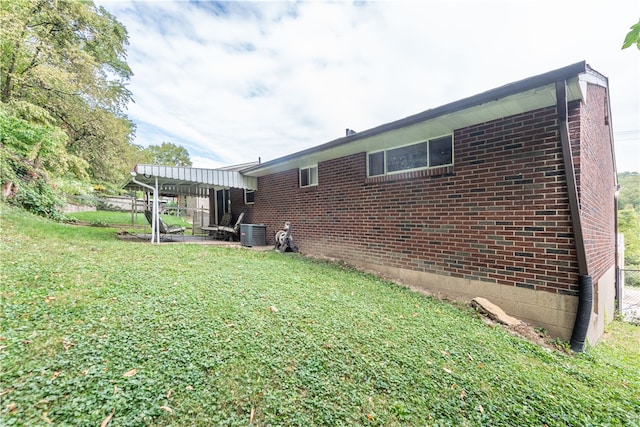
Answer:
[{"left": 96, "top": 0, "right": 640, "bottom": 172}]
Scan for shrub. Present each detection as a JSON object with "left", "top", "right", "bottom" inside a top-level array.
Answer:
[
  {"left": 10, "top": 175, "right": 65, "bottom": 221},
  {"left": 624, "top": 268, "right": 640, "bottom": 287}
]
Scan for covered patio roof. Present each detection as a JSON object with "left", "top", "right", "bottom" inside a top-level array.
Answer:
[{"left": 123, "top": 164, "right": 258, "bottom": 197}]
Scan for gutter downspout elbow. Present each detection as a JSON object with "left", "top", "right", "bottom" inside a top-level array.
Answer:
[
  {"left": 556, "top": 80, "right": 592, "bottom": 352},
  {"left": 570, "top": 275, "right": 593, "bottom": 352}
]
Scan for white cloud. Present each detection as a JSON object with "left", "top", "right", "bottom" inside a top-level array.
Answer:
[{"left": 98, "top": 0, "right": 639, "bottom": 171}]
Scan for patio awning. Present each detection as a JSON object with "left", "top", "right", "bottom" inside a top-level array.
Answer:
[{"left": 123, "top": 164, "right": 258, "bottom": 197}]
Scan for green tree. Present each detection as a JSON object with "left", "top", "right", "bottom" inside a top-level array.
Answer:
[
  {"left": 618, "top": 172, "right": 640, "bottom": 210},
  {"left": 0, "top": 106, "right": 68, "bottom": 172},
  {"left": 619, "top": 208, "right": 640, "bottom": 267},
  {"left": 618, "top": 172, "right": 640, "bottom": 267},
  {"left": 64, "top": 106, "right": 138, "bottom": 183},
  {"left": 143, "top": 142, "right": 193, "bottom": 167},
  {"left": 0, "top": 0, "right": 136, "bottom": 184},
  {"left": 1, "top": 0, "right": 132, "bottom": 108},
  {"left": 0, "top": 105, "right": 70, "bottom": 219},
  {"left": 622, "top": 19, "right": 640, "bottom": 50}
]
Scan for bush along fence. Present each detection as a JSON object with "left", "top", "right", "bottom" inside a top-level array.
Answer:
[{"left": 65, "top": 194, "right": 150, "bottom": 213}]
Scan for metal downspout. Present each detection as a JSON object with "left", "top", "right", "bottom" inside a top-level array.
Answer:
[
  {"left": 615, "top": 188, "right": 622, "bottom": 313},
  {"left": 555, "top": 80, "right": 592, "bottom": 352},
  {"left": 154, "top": 176, "right": 160, "bottom": 244},
  {"left": 130, "top": 172, "right": 159, "bottom": 244},
  {"left": 605, "top": 72, "right": 622, "bottom": 315}
]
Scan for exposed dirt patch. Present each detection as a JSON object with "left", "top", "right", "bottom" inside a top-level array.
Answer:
[
  {"left": 477, "top": 315, "right": 566, "bottom": 352},
  {"left": 115, "top": 230, "right": 146, "bottom": 241}
]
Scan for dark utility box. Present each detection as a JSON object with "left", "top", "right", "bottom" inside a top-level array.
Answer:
[{"left": 240, "top": 224, "right": 267, "bottom": 247}]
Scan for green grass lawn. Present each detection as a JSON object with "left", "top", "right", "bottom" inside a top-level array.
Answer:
[{"left": 1, "top": 204, "right": 639, "bottom": 426}]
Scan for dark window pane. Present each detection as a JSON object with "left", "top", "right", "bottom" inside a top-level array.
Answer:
[
  {"left": 368, "top": 152, "right": 384, "bottom": 176},
  {"left": 245, "top": 190, "right": 255, "bottom": 204},
  {"left": 300, "top": 168, "right": 309, "bottom": 187},
  {"left": 429, "top": 136, "right": 453, "bottom": 166},
  {"left": 387, "top": 142, "right": 427, "bottom": 172}
]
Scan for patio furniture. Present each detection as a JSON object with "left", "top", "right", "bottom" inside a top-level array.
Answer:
[
  {"left": 202, "top": 212, "right": 245, "bottom": 241},
  {"left": 202, "top": 213, "right": 231, "bottom": 235},
  {"left": 144, "top": 210, "right": 186, "bottom": 241},
  {"left": 202, "top": 212, "right": 230, "bottom": 238},
  {"left": 218, "top": 212, "right": 245, "bottom": 241}
]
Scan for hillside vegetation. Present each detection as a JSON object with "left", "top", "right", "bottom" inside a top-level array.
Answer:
[{"left": 619, "top": 172, "right": 640, "bottom": 270}]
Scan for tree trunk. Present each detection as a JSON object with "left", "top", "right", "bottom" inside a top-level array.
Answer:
[
  {"left": 1, "top": 41, "right": 20, "bottom": 103},
  {"left": 1, "top": 181, "right": 16, "bottom": 200}
]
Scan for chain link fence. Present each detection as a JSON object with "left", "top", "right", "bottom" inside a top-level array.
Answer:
[
  {"left": 63, "top": 194, "right": 211, "bottom": 235},
  {"left": 620, "top": 269, "right": 640, "bottom": 324}
]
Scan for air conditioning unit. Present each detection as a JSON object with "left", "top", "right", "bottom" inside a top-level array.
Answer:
[{"left": 240, "top": 224, "right": 267, "bottom": 247}]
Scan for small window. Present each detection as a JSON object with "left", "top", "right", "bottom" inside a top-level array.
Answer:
[
  {"left": 244, "top": 189, "right": 255, "bottom": 204},
  {"left": 367, "top": 134, "right": 453, "bottom": 177},
  {"left": 300, "top": 165, "right": 318, "bottom": 187},
  {"left": 429, "top": 135, "right": 453, "bottom": 167},
  {"left": 368, "top": 151, "right": 385, "bottom": 176}
]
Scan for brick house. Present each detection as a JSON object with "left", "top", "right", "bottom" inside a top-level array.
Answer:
[
  {"left": 127, "top": 61, "right": 617, "bottom": 349},
  {"left": 234, "top": 61, "right": 618, "bottom": 348}
]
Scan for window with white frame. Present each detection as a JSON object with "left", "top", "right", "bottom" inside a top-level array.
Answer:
[
  {"left": 367, "top": 135, "right": 453, "bottom": 177},
  {"left": 244, "top": 189, "right": 255, "bottom": 204},
  {"left": 300, "top": 165, "right": 318, "bottom": 187}
]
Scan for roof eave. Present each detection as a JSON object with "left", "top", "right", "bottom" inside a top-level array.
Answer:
[{"left": 242, "top": 61, "right": 590, "bottom": 176}]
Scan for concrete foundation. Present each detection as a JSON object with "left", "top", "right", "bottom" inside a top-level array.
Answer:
[{"left": 355, "top": 260, "right": 582, "bottom": 341}]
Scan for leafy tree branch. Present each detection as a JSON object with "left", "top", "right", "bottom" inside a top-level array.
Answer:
[{"left": 622, "top": 19, "right": 640, "bottom": 50}]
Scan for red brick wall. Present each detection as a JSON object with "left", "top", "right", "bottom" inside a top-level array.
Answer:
[
  {"left": 577, "top": 84, "right": 616, "bottom": 282},
  {"left": 233, "top": 102, "right": 613, "bottom": 297},
  {"left": 230, "top": 189, "right": 256, "bottom": 223}
]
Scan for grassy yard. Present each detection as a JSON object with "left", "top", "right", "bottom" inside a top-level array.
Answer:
[{"left": 1, "top": 204, "right": 639, "bottom": 426}]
